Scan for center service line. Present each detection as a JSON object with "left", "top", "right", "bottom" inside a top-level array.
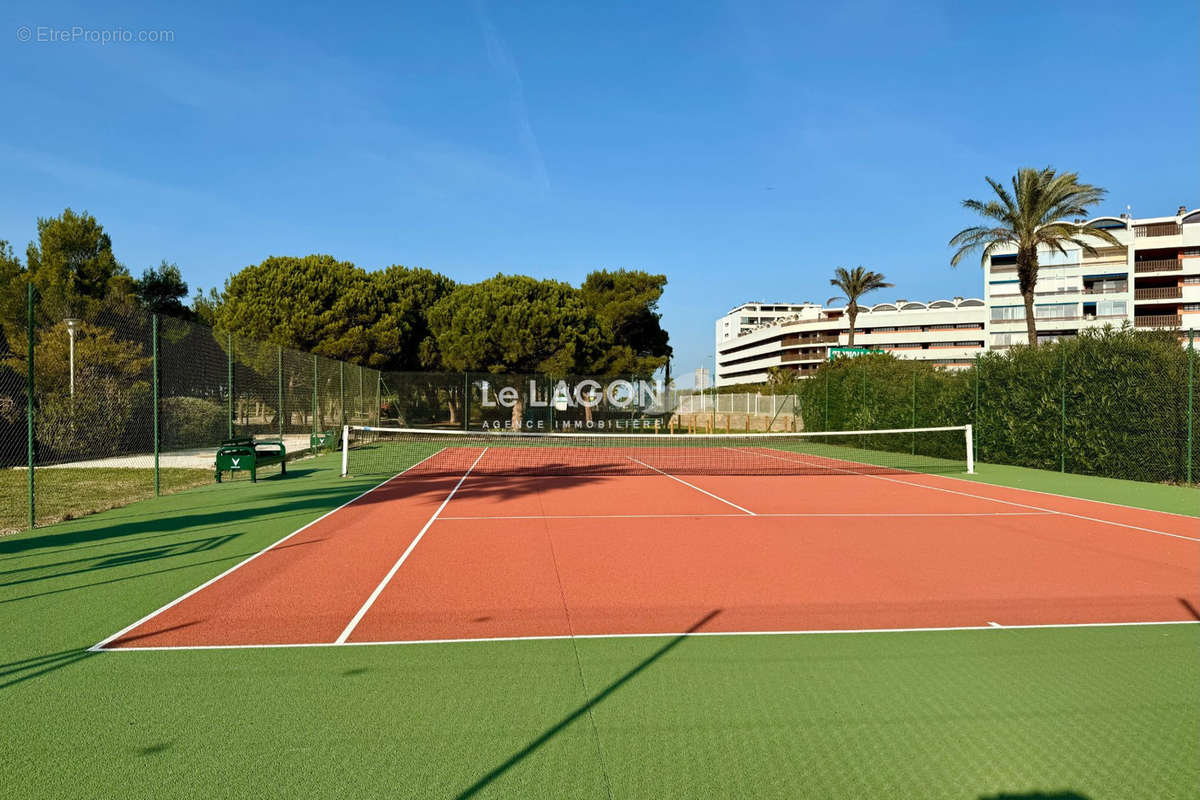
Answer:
[
  {"left": 335, "top": 448, "right": 488, "bottom": 644},
  {"left": 625, "top": 456, "right": 755, "bottom": 515}
]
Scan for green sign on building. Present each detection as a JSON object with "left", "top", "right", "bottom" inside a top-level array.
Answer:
[{"left": 828, "top": 346, "right": 884, "bottom": 360}]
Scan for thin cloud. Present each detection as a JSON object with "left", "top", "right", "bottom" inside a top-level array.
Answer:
[{"left": 474, "top": 0, "right": 551, "bottom": 192}]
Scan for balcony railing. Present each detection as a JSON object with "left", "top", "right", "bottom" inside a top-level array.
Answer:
[
  {"left": 780, "top": 350, "right": 826, "bottom": 362},
  {"left": 1082, "top": 285, "right": 1128, "bottom": 295},
  {"left": 1134, "top": 259, "right": 1182, "bottom": 273},
  {"left": 1134, "top": 286, "right": 1183, "bottom": 300},
  {"left": 1134, "top": 314, "right": 1182, "bottom": 328},
  {"left": 989, "top": 264, "right": 1018, "bottom": 273},
  {"left": 1034, "top": 287, "right": 1082, "bottom": 296},
  {"left": 1133, "top": 223, "right": 1180, "bottom": 238},
  {"left": 782, "top": 335, "right": 838, "bottom": 345}
]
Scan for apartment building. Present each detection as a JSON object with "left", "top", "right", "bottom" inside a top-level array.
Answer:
[
  {"left": 984, "top": 206, "right": 1200, "bottom": 347},
  {"left": 714, "top": 207, "right": 1197, "bottom": 387},
  {"left": 715, "top": 298, "right": 986, "bottom": 386}
]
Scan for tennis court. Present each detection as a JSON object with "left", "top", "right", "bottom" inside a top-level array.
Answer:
[{"left": 94, "top": 427, "right": 1200, "bottom": 652}]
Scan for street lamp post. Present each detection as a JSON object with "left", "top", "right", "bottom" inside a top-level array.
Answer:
[{"left": 64, "top": 318, "right": 80, "bottom": 401}]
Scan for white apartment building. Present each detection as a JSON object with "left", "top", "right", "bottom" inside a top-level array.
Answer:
[
  {"left": 715, "top": 298, "right": 986, "bottom": 386},
  {"left": 714, "top": 207, "right": 1197, "bottom": 387},
  {"left": 984, "top": 206, "right": 1200, "bottom": 348}
]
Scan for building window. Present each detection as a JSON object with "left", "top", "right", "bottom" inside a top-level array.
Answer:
[
  {"left": 992, "top": 306, "right": 1024, "bottom": 321},
  {"left": 1096, "top": 300, "right": 1127, "bottom": 317},
  {"left": 1034, "top": 303, "right": 1077, "bottom": 320}
]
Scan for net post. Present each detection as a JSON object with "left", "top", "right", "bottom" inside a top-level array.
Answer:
[
  {"left": 340, "top": 425, "right": 349, "bottom": 476},
  {"left": 965, "top": 424, "right": 975, "bottom": 474},
  {"left": 152, "top": 313, "right": 160, "bottom": 497},
  {"left": 26, "top": 282, "right": 34, "bottom": 530}
]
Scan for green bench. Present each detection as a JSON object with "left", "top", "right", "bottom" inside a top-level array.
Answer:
[{"left": 215, "top": 437, "right": 288, "bottom": 483}]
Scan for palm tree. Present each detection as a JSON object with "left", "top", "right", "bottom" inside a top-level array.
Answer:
[
  {"left": 949, "top": 167, "right": 1122, "bottom": 348},
  {"left": 827, "top": 266, "right": 893, "bottom": 346}
]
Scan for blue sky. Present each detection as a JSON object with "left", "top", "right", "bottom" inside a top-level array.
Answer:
[{"left": 2, "top": 0, "right": 1196, "bottom": 384}]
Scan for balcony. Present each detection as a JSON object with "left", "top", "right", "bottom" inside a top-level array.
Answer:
[
  {"left": 1082, "top": 285, "right": 1128, "bottom": 295},
  {"left": 1133, "top": 223, "right": 1180, "bottom": 238},
  {"left": 1134, "top": 286, "right": 1183, "bottom": 301},
  {"left": 1134, "top": 259, "right": 1181, "bottom": 273},
  {"left": 1135, "top": 314, "right": 1182, "bottom": 328}
]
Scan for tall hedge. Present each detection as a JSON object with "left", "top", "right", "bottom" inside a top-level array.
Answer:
[{"left": 799, "top": 326, "right": 1198, "bottom": 484}]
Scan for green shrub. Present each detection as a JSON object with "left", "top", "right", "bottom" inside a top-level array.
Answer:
[{"left": 161, "top": 396, "right": 228, "bottom": 448}]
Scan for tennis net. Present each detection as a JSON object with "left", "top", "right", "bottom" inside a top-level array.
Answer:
[{"left": 340, "top": 424, "right": 974, "bottom": 477}]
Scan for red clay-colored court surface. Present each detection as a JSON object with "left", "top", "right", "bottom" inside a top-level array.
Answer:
[{"left": 95, "top": 447, "right": 1200, "bottom": 651}]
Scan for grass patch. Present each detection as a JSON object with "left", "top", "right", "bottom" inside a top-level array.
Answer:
[{"left": 0, "top": 468, "right": 212, "bottom": 534}]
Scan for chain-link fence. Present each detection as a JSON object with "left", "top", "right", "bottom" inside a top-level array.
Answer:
[
  {"left": 0, "top": 287, "right": 385, "bottom": 533},
  {"left": 799, "top": 326, "right": 1199, "bottom": 484}
]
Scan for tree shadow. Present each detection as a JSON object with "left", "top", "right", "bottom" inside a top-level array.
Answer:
[
  {"left": 0, "top": 534, "right": 242, "bottom": 588},
  {"left": 0, "top": 647, "right": 97, "bottom": 691},
  {"left": 0, "top": 540, "right": 320, "bottom": 606},
  {"left": 454, "top": 609, "right": 721, "bottom": 800}
]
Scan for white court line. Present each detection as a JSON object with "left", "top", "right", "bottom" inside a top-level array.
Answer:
[
  {"left": 437, "top": 511, "right": 1054, "bottom": 521},
  {"left": 626, "top": 456, "right": 756, "bottom": 515},
  {"left": 334, "top": 448, "right": 488, "bottom": 644},
  {"left": 90, "top": 448, "right": 449, "bottom": 652},
  {"left": 740, "top": 448, "right": 1200, "bottom": 544},
  {"left": 91, "top": 619, "right": 1200, "bottom": 652}
]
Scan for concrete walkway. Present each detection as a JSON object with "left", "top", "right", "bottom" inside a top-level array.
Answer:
[{"left": 37, "top": 434, "right": 320, "bottom": 470}]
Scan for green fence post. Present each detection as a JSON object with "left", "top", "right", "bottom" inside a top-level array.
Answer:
[
  {"left": 153, "top": 314, "right": 160, "bottom": 496},
  {"left": 1188, "top": 329, "right": 1195, "bottom": 484},
  {"left": 1060, "top": 343, "right": 1066, "bottom": 473},
  {"left": 375, "top": 372, "right": 381, "bottom": 426},
  {"left": 277, "top": 345, "right": 284, "bottom": 440},
  {"left": 463, "top": 373, "right": 470, "bottom": 430},
  {"left": 973, "top": 354, "right": 981, "bottom": 464},
  {"left": 26, "top": 283, "right": 34, "bottom": 530},
  {"left": 226, "top": 333, "right": 234, "bottom": 439},
  {"left": 823, "top": 375, "right": 829, "bottom": 431},
  {"left": 312, "top": 354, "right": 319, "bottom": 435},
  {"left": 910, "top": 368, "right": 917, "bottom": 454},
  {"left": 339, "top": 361, "right": 345, "bottom": 428}
]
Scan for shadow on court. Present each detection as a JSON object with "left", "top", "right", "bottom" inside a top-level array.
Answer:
[
  {"left": 0, "top": 460, "right": 614, "bottom": 559},
  {"left": 1179, "top": 597, "right": 1200, "bottom": 620},
  {"left": 979, "top": 792, "right": 1091, "bottom": 799},
  {"left": 0, "top": 647, "right": 98, "bottom": 691},
  {"left": 454, "top": 609, "right": 722, "bottom": 800}
]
